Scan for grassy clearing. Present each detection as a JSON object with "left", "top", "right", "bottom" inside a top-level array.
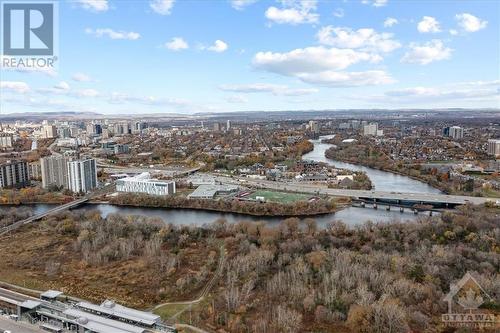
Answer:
[
  {"left": 247, "top": 190, "right": 312, "bottom": 204},
  {"left": 154, "top": 303, "right": 190, "bottom": 319}
]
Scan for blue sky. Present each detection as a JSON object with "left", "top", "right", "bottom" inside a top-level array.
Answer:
[{"left": 1, "top": 0, "right": 499, "bottom": 114}]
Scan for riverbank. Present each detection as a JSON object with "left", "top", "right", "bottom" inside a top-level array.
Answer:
[
  {"left": 0, "top": 203, "right": 498, "bottom": 332},
  {"left": 325, "top": 148, "right": 448, "bottom": 192},
  {"left": 0, "top": 188, "right": 73, "bottom": 205},
  {"left": 109, "top": 193, "right": 344, "bottom": 217}
]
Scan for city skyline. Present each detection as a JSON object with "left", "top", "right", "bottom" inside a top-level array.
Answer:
[{"left": 1, "top": 0, "right": 499, "bottom": 114}]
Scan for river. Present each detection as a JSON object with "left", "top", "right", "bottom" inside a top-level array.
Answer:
[
  {"left": 3, "top": 136, "right": 441, "bottom": 227},
  {"left": 302, "top": 135, "right": 442, "bottom": 194}
]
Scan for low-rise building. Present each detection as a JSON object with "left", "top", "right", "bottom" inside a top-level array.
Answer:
[
  {"left": 188, "top": 184, "right": 238, "bottom": 199},
  {"left": 116, "top": 172, "right": 176, "bottom": 196}
]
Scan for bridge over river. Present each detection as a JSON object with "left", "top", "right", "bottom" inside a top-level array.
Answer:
[
  {"left": 213, "top": 176, "right": 499, "bottom": 208},
  {"left": 0, "top": 184, "right": 116, "bottom": 236}
]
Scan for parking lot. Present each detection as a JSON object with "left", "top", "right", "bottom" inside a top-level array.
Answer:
[{"left": 0, "top": 315, "right": 44, "bottom": 333}]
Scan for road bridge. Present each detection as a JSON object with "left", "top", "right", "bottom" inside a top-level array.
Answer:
[
  {"left": 212, "top": 176, "right": 499, "bottom": 207},
  {"left": 0, "top": 184, "right": 116, "bottom": 236}
]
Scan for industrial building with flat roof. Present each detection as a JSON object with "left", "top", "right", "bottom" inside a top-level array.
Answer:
[
  {"left": 187, "top": 184, "right": 239, "bottom": 199},
  {"left": 116, "top": 172, "right": 176, "bottom": 196}
]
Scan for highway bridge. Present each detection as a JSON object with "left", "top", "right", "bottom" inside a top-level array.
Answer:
[
  {"left": 213, "top": 176, "right": 499, "bottom": 207},
  {"left": 0, "top": 184, "right": 116, "bottom": 236},
  {"left": 0, "top": 198, "right": 89, "bottom": 236}
]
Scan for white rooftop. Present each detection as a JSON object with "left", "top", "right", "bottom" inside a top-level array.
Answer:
[
  {"left": 20, "top": 300, "right": 41, "bottom": 309},
  {"left": 41, "top": 290, "right": 63, "bottom": 299},
  {"left": 118, "top": 172, "right": 172, "bottom": 184},
  {"left": 64, "top": 308, "right": 146, "bottom": 333},
  {"left": 77, "top": 300, "right": 160, "bottom": 326}
]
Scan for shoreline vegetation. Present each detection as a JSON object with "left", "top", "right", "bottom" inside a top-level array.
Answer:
[
  {"left": 109, "top": 193, "right": 346, "bottom": 217},
  {"left": 323, "top": 141, "right": 448, "bottom": 193},
  {"left": 0, "top": 204, "right": 497, "bottom": 332}
]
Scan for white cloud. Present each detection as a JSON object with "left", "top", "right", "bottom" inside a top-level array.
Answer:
[
  {"left": 265, "top": 0, "right": 319, "bottom": 25},
  {"left": 0, "top": 81, "right": 30, "bottom": 94},
  {"left": 383, "top": 17, "right": 398, "bottom": 28},
  {"left": 252, "top": 46, "right": 392, "bottom": 87},
  {"left": 231, "top": 0, "right": 258, "bottom": 10},
  {"left": 359, "top": 83, "right": 499, "bottom": 104},
  {"left": 207, "top": 40, "right": 228, "bottom": 53},
  {"left": 76, "top": 89, "right": 100, "bottom": 98},
  {"left": 164, "top": 37, "right": 189, "bottom": 51},
  {"left": 362, "top": 0, "right": 388, "bottom": 8},
  {"left": 54, "top": 81, "right": 70, "bottom": 91},
  {"left": 296, "top": 70, "right": 395, "bottom": 87},
  {"left": 253, "top": 46, "right": 381, "bottom": 76},
  {"left": 220, "top": 83, "right": 318, "bottom": 95},
  {"left": 449, "top": 29, "right": 458, "bottom": 36},
  {"left": 150, "top": 0, "right": 175, "bottom": 15},
  {"left": 417, "top": 16, "right": 441, "bottom": 33},
  {"left": 455, "top": 13, "right": 487, "bottom": 32},
  {"left": 225, "top": 95, "right": 249, "bottom": 103},
  {"left": 85, "top": 28, "right": 141, "bottom": 40},
  {"left": 401, "top": 39, "right": 452, "bottom": 65},
  {"left": 316, "top": 26, "right": 401, "bottom": 53},
  {"left": 76, "top": 0, "right": 109, "bottom": 12},
  {"left": 333, "top": 8, "right": 344, "bottom": 18},
  {"left": 109, "top": 92, "right": 196, "bottom": 109},
  {"left": 72, "top": 72, "right": 92, "bottom": 82}
]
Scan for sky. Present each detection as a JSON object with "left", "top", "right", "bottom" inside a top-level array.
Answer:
[{"left": 0, "top": 0, "right": 499, "bottom": 114}]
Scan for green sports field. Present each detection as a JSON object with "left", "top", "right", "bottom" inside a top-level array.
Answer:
[{"left": 247, "top": 190, "right": 312, "bottom": 204}]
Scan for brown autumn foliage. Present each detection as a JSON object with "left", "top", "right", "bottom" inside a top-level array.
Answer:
[
  {"left": 0, "top": 203, "right": 498, "bottom": 332},
  {"left": 0, "top": 188, "right": 73, "bottom": 204},
  {"left": 109, "top": 193, "right": 338, "bottom": 216}
]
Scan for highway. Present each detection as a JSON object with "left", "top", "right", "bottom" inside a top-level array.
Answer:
[
  {"left": 212, "top": 175, "right": 500, "bottom": 206},
  {"left": 97, "top": 158, "right": 203, "bottom": 177}
]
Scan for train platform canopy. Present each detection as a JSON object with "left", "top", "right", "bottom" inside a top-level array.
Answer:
[
  {"left": 40, "top": 290, "right": 63, "bottom": 300},
  {"left": 76, "top": 300, "right": 160, "bottom": 327},
  {"left": 63, "top": 308, "right": 146, "bottom": 333},
  {"left": 20, "top": 300, "right": 41, "bottom": 309}
]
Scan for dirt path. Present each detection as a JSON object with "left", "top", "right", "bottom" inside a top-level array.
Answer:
[{"left": 153, "top": 245, "right": 226, "bottom": 322}]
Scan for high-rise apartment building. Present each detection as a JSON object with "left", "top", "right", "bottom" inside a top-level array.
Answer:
[
  {"left": 43, "top": 125, "right": 57, "bottom": 138},
  {"left": 29, "top": 162, "right": 42, "bottom": 180},
  {"left": 363, "top": 123, "right": 378, "bottom": 136},
  {"left": 68, "top": 159, "right": 98, "bottom": 193},
  {"left": 40, "top": 156, "right": 71, "bottom": 189},
  {"left": 0, "top": 160, "right": 29, "bottom": 188},
  {"left": 308, "top": 121, "right": 319, "bottom": 133},
  {"left": 449, "top": 126, "right": 464, "bottom": 140},
  {"left": 0, "top": 135, "right": 13, "bottom": 148},
  {"left": 487, "top": 139, "right": 500, "bottom": 157}
]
